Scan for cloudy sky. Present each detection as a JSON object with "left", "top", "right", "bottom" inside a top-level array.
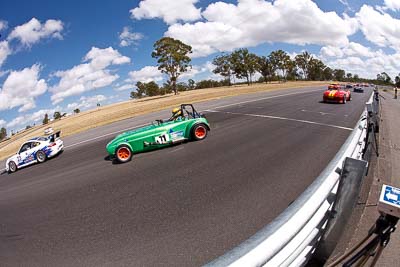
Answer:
[{"left": 1, "top": 0, "right": 400, "bottom": 132}]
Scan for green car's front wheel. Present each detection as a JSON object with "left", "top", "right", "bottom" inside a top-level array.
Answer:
[
  {"left": 115, "top": 145, "right": 132, "bottom": 163},
  {"left": 191, "top": 123, "right": 208, "bottom": 141}
]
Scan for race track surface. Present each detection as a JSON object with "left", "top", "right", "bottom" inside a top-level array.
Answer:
[{"left": 0, "top": 87, "right": 372, "bottom": 266}]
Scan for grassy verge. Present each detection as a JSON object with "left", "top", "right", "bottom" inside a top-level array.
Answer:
[{"left": 0, "top": 81, "right": 326, "bottom": 160}]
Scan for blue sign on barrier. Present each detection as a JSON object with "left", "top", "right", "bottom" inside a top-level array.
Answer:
[{"left": 381, "top": 185, "right": 400, "bottom": 206}]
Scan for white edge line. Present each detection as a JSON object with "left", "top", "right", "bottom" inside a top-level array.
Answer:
[
  {"left": 64, "top": 123, "right": 149, "bottom": 149},
  {"left": 206, "top": 88, "right": 323, "bottom": 110},
  {"left": 1, "top": 87, "right": 325, "bottom": 165},
  {"left": 65, "top": 88, "right": 323, "bottom": 149},
  {"left": 206, "top": 110, "right": 353, "bottom": 131}
]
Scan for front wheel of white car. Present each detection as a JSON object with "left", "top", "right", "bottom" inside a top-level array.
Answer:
[
  {"left": 36, "top": 150, "right": 47, "bottom": 163},
  {"left": 8, "top": 161, "right": 17, "bottom": 173}
]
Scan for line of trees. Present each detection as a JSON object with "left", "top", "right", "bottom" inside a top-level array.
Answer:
[
  {"left": 212, "top": 49, "right": 355, "bottom": 85},
  {"left": 130, "top": 37, "right": 394, "bottom": 100},
  {"left": 0, "top": 127, "right": 6, "bottom": 141}
]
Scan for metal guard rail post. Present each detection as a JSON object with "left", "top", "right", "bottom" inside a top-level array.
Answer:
[{"left": 206, "top": 92, "right": 376, "bottom": 267}]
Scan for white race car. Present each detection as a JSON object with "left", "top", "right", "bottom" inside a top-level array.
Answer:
[{"left": 5, "top": 131, "right": 64, "bottom": 173}]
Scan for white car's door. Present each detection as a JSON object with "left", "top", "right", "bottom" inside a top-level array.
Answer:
[{"left": 17, "top": 142, "right": 36, "bottom": 167}]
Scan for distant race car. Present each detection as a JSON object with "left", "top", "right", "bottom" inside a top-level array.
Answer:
[
  {"left": 323, "top": 86, "right": 352, "bottom": 104},
  {"left": 106, "top": 104, "right": 210, "bottom": 163},
  {"left": 6, "top": 131, "right": 63, "bottom": 173},
  {"left": 353, "top": 86, "right": 364, "bottom": 93},
  {"left": 345, "top": 84, "right": 353, "bottom": 89},
  {"left": 328, "top": 83, "right": 341, "bottom": 90}
]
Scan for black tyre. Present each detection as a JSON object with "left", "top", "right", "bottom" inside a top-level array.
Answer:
[
  {"left": 115, "top": 145, "right": 132, "bottom": 163},
  {"left": 36, "top": 150, "right": 47, "bottom": 163},
  {"left": 191, "top": 123, "right": 208, "bottom": 141},
  {"left": 8, "top": 161, "right": 17, "bottom": 173}
]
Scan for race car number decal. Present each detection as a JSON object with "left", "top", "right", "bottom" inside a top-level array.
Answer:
[
  {"left": 155, "top": 134, "right": 170, "bottom": 144},
  {"left": 328, "top": 90, "right": 337, "bottom": 98}
]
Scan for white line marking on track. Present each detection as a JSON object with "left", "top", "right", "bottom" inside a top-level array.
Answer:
[
  {"left": 206, "top": 110, "right": 353, "bottom": 131},
  {"left": 66, "top": 88, "right": 323, "bottom": 149},
  {"left": 0, "top": 88, "right": 325, "bottom": 173},
  {"left": 65, "top": 123, "right": 149, "bottom": 148},
  {"left": 301, "top": 109, "right": 348, "bottom": 117},
  {"left": 207, "top": 88, "right": 323, "bottom": 110}
]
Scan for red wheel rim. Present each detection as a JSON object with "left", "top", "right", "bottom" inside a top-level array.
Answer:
[
  {"left": 117, "top": 147, "right": 130, "bottom": 160},
  {"left": 195, "top": 126, "right": 206, "bottom": 138}
]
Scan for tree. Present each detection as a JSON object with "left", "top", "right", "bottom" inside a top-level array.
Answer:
[
  {"left": 151, "top": 37, "right": 192, "bottom": 95},
  {"left": 394, "top": 73, "right": 400, "bottom": 87},
  {"left": 212, "top": 53, "right": 233, "bottom": 85},
  {"left": 322, "top": 67, "right": 333, "bottom": 80},
  {"left": 333, "top": 69, "right": 346, "bottom": 81},
  {"left": 308, "top": 59, "right": 326, "bottom": 80},
  {"left": 230, "top": 48, "right": 258, "bottom": 85},
  {"left": 0, "top": 127, "right": 6, "bottom": 141},
  {"left": 378, "top": 72, "right": 392, "bottom": 84},
  {"left": 285, "top": 59, "right": 298, "bottom": 80},
  {"left": 269, "top": 50, "right": 291, "bottom": 81},
  {"left": 43, "top": 113, "right": 49, "bottom": 125},
  {"left": 73, "top": 108, "right": 80, "bottom": 114},
  {"left": 256, "top": 56, "right": 275, "bottom": 83},
  {"left": 131, "top": 81, "right": 161, "bottom": 98},
  {"left": 53, "top": 111, "right": 62, "bottom": 120},
  {"left": 188, "top": 79, "right": 196, "bottom": 90},
  {"left": 295, "top": 51, "right": 313, "bottom": 80},
  {"left": 25, "top": 125, "right": 32, "bottom": 130},
  {"left": 346, "top": 73, "right": 353, "bottom": 80}
]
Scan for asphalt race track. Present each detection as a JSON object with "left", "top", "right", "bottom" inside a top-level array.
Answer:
[{"left": 0, "top": 86, "right": 373, "bottom": 266}]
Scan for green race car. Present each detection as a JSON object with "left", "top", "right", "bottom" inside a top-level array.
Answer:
[{"left": 106, "top": 104, "right": 210, "bottom": 163}]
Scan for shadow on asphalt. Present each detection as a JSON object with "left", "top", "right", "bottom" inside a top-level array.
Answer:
[{"left": 0, "top": 150, "right": 65, "bottom": 176}]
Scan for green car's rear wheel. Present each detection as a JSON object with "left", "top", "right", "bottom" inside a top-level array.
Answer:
[
  {"left": 191, "top": 123, "right": 208, "bottom": 141},
  {"left": 116, "top": 145, "right": 132, "bottom": 163}
]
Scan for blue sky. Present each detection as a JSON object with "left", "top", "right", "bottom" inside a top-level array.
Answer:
[{"left": 1, "top": 0, "right": 400, "bottom": 132}]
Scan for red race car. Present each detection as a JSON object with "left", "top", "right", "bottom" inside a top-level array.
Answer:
[
  {"left": 328, "top": 82, "right": 341, "bottom": 90},
  {"left": 323, "top": 85, "right": 351, "bottom": 104}
]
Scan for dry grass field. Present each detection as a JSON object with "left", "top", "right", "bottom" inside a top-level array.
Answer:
[{"left": 0, "top": 81, "right": 327, "bottom": 160}]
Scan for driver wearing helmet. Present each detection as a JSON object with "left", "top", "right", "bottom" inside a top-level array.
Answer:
[{"left": 169, "top": 107, "right": 184, "bottom": 121}]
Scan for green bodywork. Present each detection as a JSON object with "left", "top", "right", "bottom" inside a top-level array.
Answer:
[{"left": 106, "top": 106, "right": 210, "bottom": 157}]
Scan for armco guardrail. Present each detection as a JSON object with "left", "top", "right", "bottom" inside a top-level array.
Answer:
[{"left": 206, "top": 91, "right": 377, "bottom": 267}]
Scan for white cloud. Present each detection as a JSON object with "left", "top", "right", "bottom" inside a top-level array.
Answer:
[
  {"left": 0, "top": 20, "right": 8, "bottom": 31},
  {"left": 180, "top": 61, "right": 214, "bottom": 79},
  {"left": 325, "top": 49, "right": 400, "bottom": 79},
  {"left": 320, "top": 42, "right": 375, "bottom": 59},
  {"left": 356, "top": 5, "right": 400, "bottom": 51},
  {"left": 0, "top": 41, "right": 11, "bottom": 67},
  {"left": 119, "top": 26, "right": 144, "bottom": 47},
  {"left": 0, "top": 64, "right": 47, "bottom": 112},
  {"left": 130, "top": 0, "right": 202, "bottom": 24},
  {"left": 0, "top": 119, "right": 6, "bottom": 127},
  {"left": 166, "top": 0, "right": 358, "bottom": 57},
  {"left": 6, "top": 107, "right": 61, "bottom": 130},
  {"left": 115, "top": 84, "right": 136, "bottom": 91},
  {"left": 67, "top": 95, "right": 107, "bottom": 111},
  {"left": 382, "top": 0, "right": 400, "bottom": 11},
  {"left": 7, "top": 18, "right": 64, "bottom": 47},
  {"left": 338, "top": 0, "right": 354, "bottom": 12},
  {"left": 128, "top": 66, "right": 164, "bottom": 83},
  {"left": 115, "top": 66, "right": 165, "bottom": 91},
  {"left": 50, "top": 47, "right": 130, "bottom": 104}
]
